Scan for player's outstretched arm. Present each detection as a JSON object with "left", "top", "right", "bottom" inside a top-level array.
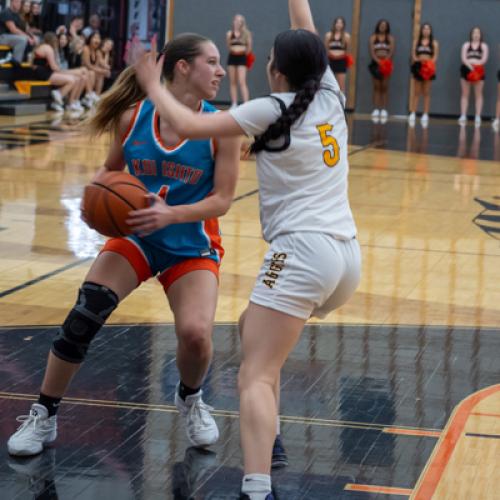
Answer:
[
  {"left": 134, "top": 42, "right": 244, "bottom": 139},
  {"left": 289, "top": 0, "right": 316, "bottom": 33}
]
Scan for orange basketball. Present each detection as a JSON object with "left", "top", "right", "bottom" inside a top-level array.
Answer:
[{"left": 82, "top": 170, "right": 149, "bottom": 237}]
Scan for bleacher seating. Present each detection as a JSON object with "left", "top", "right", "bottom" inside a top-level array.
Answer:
[{"left": 0, "top": 46, "right": 52, "bottom": 115}]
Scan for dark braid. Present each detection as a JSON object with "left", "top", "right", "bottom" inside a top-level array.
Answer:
[
  {"left": 251, "top": 78, "right": 321, "bottom": 154},
  {"left": 250, "top": 29, "right": 327, "bottom": 155}
]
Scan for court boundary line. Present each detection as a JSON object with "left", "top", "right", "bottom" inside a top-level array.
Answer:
[
  {"left": 0, "top": 258, "right": 92, "bottom": 298},
  {"left": 0, "top": 391, "right": 442, "bottom": 435},
  {"left": 1, "top": 322, "right": 498, "bottom": 331},
  {"left": 345, "top": 483, "right": 412, "bottom": 496},
  {"left": 411, "top": 384, "right": 500, "bottom": 499}
]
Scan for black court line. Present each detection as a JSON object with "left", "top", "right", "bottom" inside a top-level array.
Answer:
[
  {"left": 0, "top": 257, "right": 92, "bottom": 299},
  {"left": 348, "top": 141, "right": 380, "bottom": 156},
  {"left": 465, "top": 432, "right": 500, "bottom": 439},
  {"left": 361, "top": 242, "right": 500, "bottom": 259},
  {"left": 232, "top": 189, "right": 259, "bottom": 202}
]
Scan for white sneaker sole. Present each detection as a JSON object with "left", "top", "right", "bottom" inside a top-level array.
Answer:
[
  {"left": 186, "top": 428, "right": 219, "bottom": 448},
  {"left": 7, "top": 438, "right": 55, "bottom": 457}
]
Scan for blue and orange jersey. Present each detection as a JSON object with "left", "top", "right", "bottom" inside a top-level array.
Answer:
[{"left": 121, "top": 98, "right": 223, "bottom": 261}]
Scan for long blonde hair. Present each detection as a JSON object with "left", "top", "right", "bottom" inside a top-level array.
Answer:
[
  {"left": 87, "top": 66, "right": 145, "bottom": 137},
  {"left": 232, "top": 14, "right": 251, "bottom": 45},
  {"left": 87, "top": 33, "right": 210, "bottom": 137}
]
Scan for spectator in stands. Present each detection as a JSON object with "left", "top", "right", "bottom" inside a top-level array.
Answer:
[
  {"left": 99, "top": 37, "right": 115, "bottom": 91},
  {"left": 29, "top": 1, "right": 42, "bottom": 33},
  {"left": 69, "top": 16, "right": 84, "bottom": 41},
  {"left": 99, "top": 38, "right": 113, "bottom": 71},
  {"left": 20, "top": 1, "right": 31, "bottom": 24},
  {"left": 68, "top": 35, "right": 85, "bottom": 68},
  {"left": 82, "top": 31, "right": 110, "bottom": 96},
  {"left": 82, "top": 14, "right": 101, "bottom": 39},
  {"left": 57, "top": 32, "right": 70, "bottom": 69},
  {"left": 0, "top": 0, "right": 36, "bottom": 63},
  {"left": 21, "top": 0, "right": 42, "bottom": 41},
  {"left": 58, "top": 32, "right": 99, "bottom": 107},
  {"left": 33, "top": 32, "right": 85, "bottom": 113}
]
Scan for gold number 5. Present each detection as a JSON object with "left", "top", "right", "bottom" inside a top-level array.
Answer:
[{"left": 316, "top": 124, "right": 340, "bottom": 167}]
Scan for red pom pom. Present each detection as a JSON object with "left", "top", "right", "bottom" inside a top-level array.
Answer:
[
  {"left": 345, "top": 54, "right": 354, "bottom": 68},
  {"left": 466, "top": 64, "right": 484, "bottom": 82},
  {"left": 378, "top": 58, "right": 393, "bottom": 78},
  {"left": 419, "top": 60, "right": 436, "bottom": 80},
  {"left": 246, "top": 52, "right": 256, "bottom": 70}
]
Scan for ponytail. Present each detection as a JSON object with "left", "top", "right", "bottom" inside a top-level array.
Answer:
[
  {"left": 251, "top": 79, "right": 321, "bottom": 154},
  {"left": 251, "top": 29, "right": 327, "bottom": 154},
  {"left": 87, "top": 32, "right": 210, "bottom": 137},
  {"left": 87, "top": 66, "right": 145, "bottom": 136}
]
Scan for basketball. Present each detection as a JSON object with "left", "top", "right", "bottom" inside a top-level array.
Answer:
[{"left": 82, "top": 170, "right": 149, "bottom": 237}]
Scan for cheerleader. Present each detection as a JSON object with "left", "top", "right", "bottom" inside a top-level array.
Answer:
[
  {"left": 226, "top": 14, "right": 252, "bottom": 107},
  {"left": 459, "top": 27, "right": 489, "bottom": 127},
  {"left": 408, "top": 23, "right": 438, "bottom": 127},
  {"left": 324, "top": 17, "right": 351, "bottom": 93},
  {"left": 368, "top": 19, "right": 395, "bottom": 122}
]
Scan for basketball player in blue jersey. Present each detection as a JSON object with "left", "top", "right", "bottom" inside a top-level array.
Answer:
[
  {"left": 7, "top": 34, "right": 241, "bottom": 457},
  {"left": 135, "top": 0, "right": 361, "bottom": 498}
]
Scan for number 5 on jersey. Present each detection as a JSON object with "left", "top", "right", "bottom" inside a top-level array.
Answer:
[{"left": 316, "top": 124, "right": 340, "bottom": 168}]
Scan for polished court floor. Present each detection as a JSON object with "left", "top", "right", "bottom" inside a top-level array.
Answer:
[{"left": 0, "top": 112, "right": 499, "bottom": 499}]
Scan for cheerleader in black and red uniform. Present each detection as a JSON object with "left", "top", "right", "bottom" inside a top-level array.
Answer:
[
  {"left": 408, "top": 23, "right": 439, "bottom": 128},
  {"left": 368, "top": 19, "right": 395, "bottom": 122},
  {"left": 459, "top": 27, "right": 489, "bottom": 127},
  {"left": 324, "top": 17, "right": 351, "bottom": 93},
  {"left": 226, "top": 14, "right": 253, "bottom": 108}
]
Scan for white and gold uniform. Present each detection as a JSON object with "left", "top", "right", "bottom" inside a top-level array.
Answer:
[{"left": 230, "top": 68, "right": 361, "bottom": 319}]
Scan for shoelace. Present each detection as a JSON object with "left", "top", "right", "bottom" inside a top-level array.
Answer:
[
  {"left": 15, "top": 414, "right": 39, "bottom": 433},
  {"left": 187, "top": 400, "right": 215, "bottom": 428}
]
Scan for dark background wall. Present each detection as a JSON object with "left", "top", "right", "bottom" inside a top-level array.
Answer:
[{"left": 173, "top": 0, "right": 500, "bottom": 117}]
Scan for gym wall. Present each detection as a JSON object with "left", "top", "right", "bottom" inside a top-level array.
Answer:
[{"left": 172, "top": 0, "right": 500, "bottom": 117}]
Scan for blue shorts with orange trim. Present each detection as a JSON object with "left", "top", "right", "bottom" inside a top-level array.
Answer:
[{"left": 101, "top": 235, "right": 221, "bottom": 291}]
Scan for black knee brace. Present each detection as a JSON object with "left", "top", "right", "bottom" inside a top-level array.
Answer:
[{"left": 52, "top": 282, "right": 119, "bottom": 363}]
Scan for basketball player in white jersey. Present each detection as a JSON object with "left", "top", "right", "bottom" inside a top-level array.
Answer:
[{"left": 134, "top": 1, "right": 361, "bottom": 498}]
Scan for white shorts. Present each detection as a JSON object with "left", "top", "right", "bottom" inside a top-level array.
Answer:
[{"left": 250, "top": 232, "right": 361, "bottom": 319}]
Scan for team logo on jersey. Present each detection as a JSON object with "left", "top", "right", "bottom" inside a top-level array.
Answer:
[
  {"left": 473, "top": 197, "right": 500, "bottom": 240},
  {"left": 262, "top": 252, "right": 287, "bottom": 289},
  {"left": 131, "top": 158, "right": 203, "bottom": 184}
]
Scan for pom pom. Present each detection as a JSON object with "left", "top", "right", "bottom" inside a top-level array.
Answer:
[
  {"left": 345, "top": 54, "right": 354, "bottom": 68},
  {"left": 378, "top": 58, "right": 393, "bottom": 78},
  {"left": 466, "top": 64, "right": 484, "bottom": 82},
  {"left": 246, "top": 52, "right": 256, "bottom": 70},
  {"left": 419, "top": 60, "right": 436, "bottom": 80}
]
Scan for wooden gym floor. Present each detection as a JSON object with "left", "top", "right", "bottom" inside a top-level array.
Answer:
[{"left": 0, "top": 112, "right": 499, "bottom": 499}]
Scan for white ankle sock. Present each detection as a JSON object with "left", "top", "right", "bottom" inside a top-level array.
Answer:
[
  {"left": 276, "top": 417, "right": 280, "bottom": 436},
  {"left": 241, "top": 474, "right": 272, "bottom": 499}
]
